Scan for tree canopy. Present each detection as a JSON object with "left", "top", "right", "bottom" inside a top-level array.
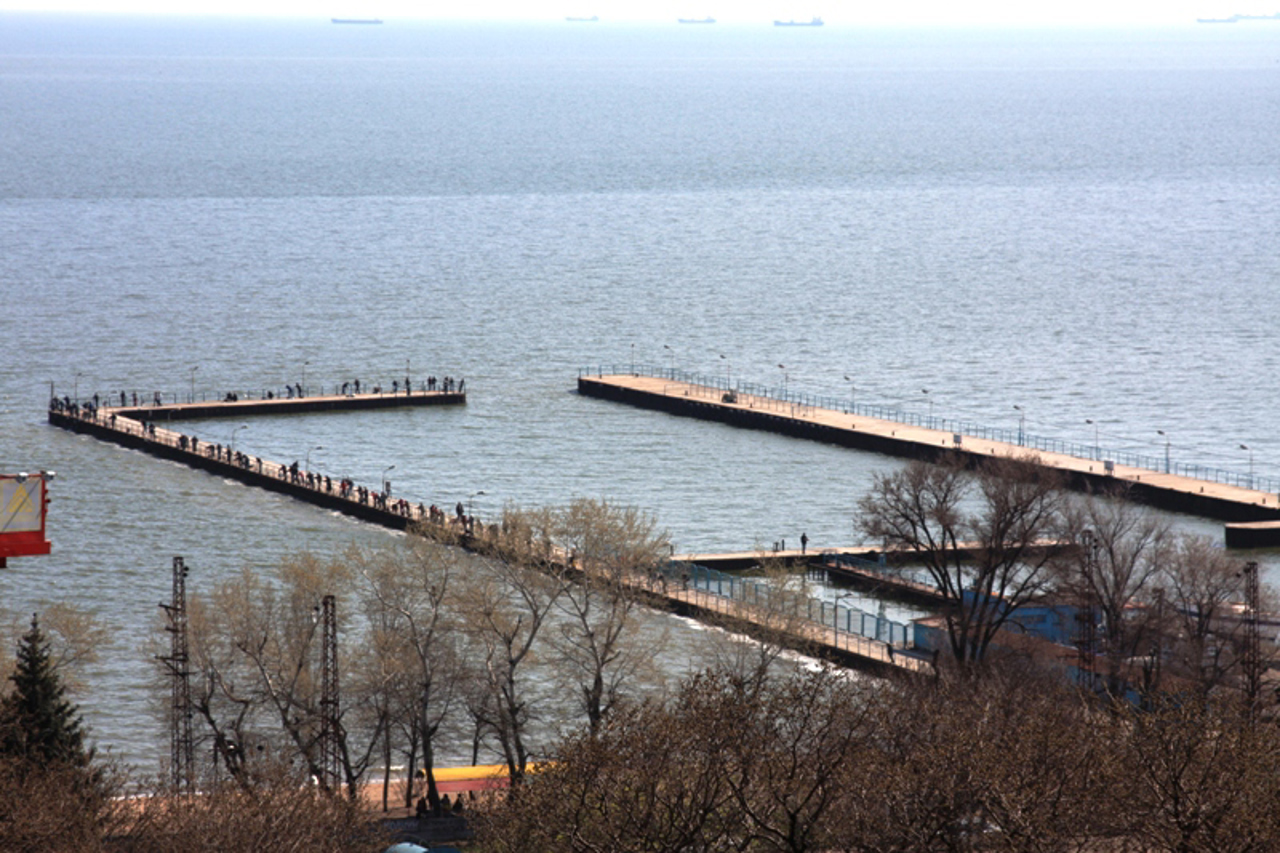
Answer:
[{"left": 0, "top": 614, "right": 90, "bottom": 768}]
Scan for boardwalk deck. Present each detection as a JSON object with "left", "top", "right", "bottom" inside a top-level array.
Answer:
[{"left": 579, "top": 373, "right": 1280, "bottom": 537}]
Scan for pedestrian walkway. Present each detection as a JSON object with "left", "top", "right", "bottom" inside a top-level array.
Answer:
[{"left": 579, "top": 370, "right": 1280, "bottom": 539}]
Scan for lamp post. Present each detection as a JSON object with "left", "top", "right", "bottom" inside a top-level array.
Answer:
[
  {"left": 778, "top": 364, "right": 788, "bottom": 397},
  {"left": 468, "top": 489, "right": 486, "bottom": 515},
  {"left": 1241, "top": 443, "right": 1253, "bottom": 488},
  {"left": 844, "top": 374, "right": 855, "bottom": 414},
  {"left": 189, "top": 365, "right": 199, "bottom": 403},
  {"left": 663, "top": 344, "right": 674, "bottom": 377},
  {"left": 302, "top": 360, "right": 310, "bottom": 395},
  {"left": 1014, "top": 405, "right": 1025, "bottom": 447},
  {"left": 1085, "top": 419, "right": 1099, "bottom": 460},
  {"left": 305, "top": 445, "right": 323, "bottom": 471},
  {"left": 719, "top": 353, "right": 731, "bottom": 388},
  {"left": 74, "top": 371, "right": 83, "bottom": 402},
  {"left": 1156, "top": 430, "right": 1170, "bottom": 474},
  {"left": 631, "top": 343, "right": 636, "bottom": 375},
  {"left": 230, "top": 423, "right": 248, "bottom": 451},
  {"left": 381, "top": 464, "right": 396, "bottom": 495},
  {"left": 921, "top": 389, "right": 932, "bottom": 427}
]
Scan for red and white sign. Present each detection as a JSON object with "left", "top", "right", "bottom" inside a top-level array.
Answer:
[{"left": 0, "top": 473, "right": 52, "bottom": 564}]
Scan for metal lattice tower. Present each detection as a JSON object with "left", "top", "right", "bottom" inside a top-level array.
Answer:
[
  {"left": 1242, "top": 561, "right": 1261, "bottom": 715},
  {"left": 319, "top": 594, "right": 341, "bottom": 792},
  {"left": 1075, "top": 530, "right": 1098, "bottom": 690},
  {"left": 158, "top": 556, "right": 195, "bottom": 796}
]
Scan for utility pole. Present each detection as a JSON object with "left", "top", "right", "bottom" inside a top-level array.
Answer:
[
  {"left": 319, "top": 594, "right": 341, "bottom": 793},
  {"left": 1242, "top": 561, "right": 1261, "bottom": 718},
  {"left": 1076, "top": 530, "right": 1097, "bottom": 692},
  {"left": 158, "top": 556, "right": 194, "bottom": 797}
]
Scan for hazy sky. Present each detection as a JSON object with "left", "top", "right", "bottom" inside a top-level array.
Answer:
[{"left": 0, "top": 0, "right": 1260, "bottom": 27}]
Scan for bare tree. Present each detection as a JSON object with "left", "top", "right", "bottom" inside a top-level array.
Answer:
[
  {"left": 549, "top": 499, "right": 669, "bottom": 734},
  {"left": 1159, "top": 535, "right": 1250, "bottom": 696},
  {"left": 180, "top": 554, "right": 384, "bottom": 797},
  {"left": 456, "top": 554, "right": 564, "bottom": 785},
  {"left": 0, "top": 603, "right": 108, "bottom": 695},
  {"left": 1057, "top": 492, "right": 1168, "bottom": 691},
  {"left": 1114, "top": 692, "right": 1280, "bottom": 853},
  {"left": 355, "top": 539, "right": 463, "bottom": 814},
  {"left": 857, "top": 454, "right": 1064, "bottom": 669},
  {"left": 125, "top": 764, "right": 389, "bottom": 853}
]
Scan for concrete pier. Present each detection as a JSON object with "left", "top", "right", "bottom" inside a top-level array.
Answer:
[
  {"left": 48, "top": 398, "right": 923, "bottom": 677},
  {"left": 48, "top": 405, "right": 449, "bottom": 532},
  {"left": 579, "top": 373, "right": 1280, "bottom": 539}
]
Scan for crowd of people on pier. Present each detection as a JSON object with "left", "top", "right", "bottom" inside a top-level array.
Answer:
[
  {"left": 51, "top": 378, "right": 484, "bottom": 542},
  {"left": 54, "top": 372, "right": 467, "bottom": 411}
]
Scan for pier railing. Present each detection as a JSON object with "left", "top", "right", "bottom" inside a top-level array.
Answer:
[
  {"left": 60, "top": 380, "right": 456, "bottom": 409},
  {"left": 657, "top": 560, "right": 915, "bottom": 650},
  {"left": 581, "top": 364, "right": 1278, "bottom": 494}
]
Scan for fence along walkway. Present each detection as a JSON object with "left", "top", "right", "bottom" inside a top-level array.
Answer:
[
  {"left": 645, "top": 560, "right": 924, "bottom": 672},
  {"left": 48, "top": 399, "right": 926, "bottom": 675},
  {"left": 578, "top": 367, "right": 1280, "bottom": 527}
]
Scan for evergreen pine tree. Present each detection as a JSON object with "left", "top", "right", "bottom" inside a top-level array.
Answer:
[{"left": 0, "top": 614, "right": 88, "bottom": 767}]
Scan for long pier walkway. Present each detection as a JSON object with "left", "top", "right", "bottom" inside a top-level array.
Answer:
[
  {"left": 48, "top": 392, "right": 925, "bottom": 677},
  {"left": 578, "top": 369, "right": 1280, "bottom": 542},
  {"left": 49, "top": 391, "right": 466, "bottom": 532}
]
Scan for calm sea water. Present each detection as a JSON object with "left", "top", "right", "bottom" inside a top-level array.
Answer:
[{"left": 2, "top": 14, "right": 1278, "bottom": 768}]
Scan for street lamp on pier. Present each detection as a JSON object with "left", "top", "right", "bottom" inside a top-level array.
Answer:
[
  {"left": 663, "top": 344, "right": 674, "bottom": 377},
  {"left": 778, "top": 364, "right": 788, "bottom": 397},
  {"left": 74, "top": 371, "right": 83, "bottom": 402},
  {"left": 1085, "top": 419, "right": 1099, "bottom": 460},
  {"left": 231, "top": 424, "right": 249, "bottom": 451},
  {"left": 1156, "top": 430, "right": 1170, "bottom": 474},
  {"left": 305, "top": 445, "right": 323, "bottom": 471},
  {"left": 1014, "top": 405, "right": 1026, "bottom": 447},
  {"left": 1241, "top": 444, "right": 1254, "bottom": 488},
  {"left": 381, "top": 464, "right": 396, "bottom": 495},
  {"left": 921, "top": 389, "right": 932, "bottom": 427},
  {"left": 302, "top": 360, "right": 310, "bottom": 395},
  {"left": 719, "top": 353, "right": 731, "bottom": 388},
  {"left": 844, "top": 375, "right": 855, "bottom": 414},
  {"left": 468, "top": 490, "right": 486, "bottom": 515}
]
